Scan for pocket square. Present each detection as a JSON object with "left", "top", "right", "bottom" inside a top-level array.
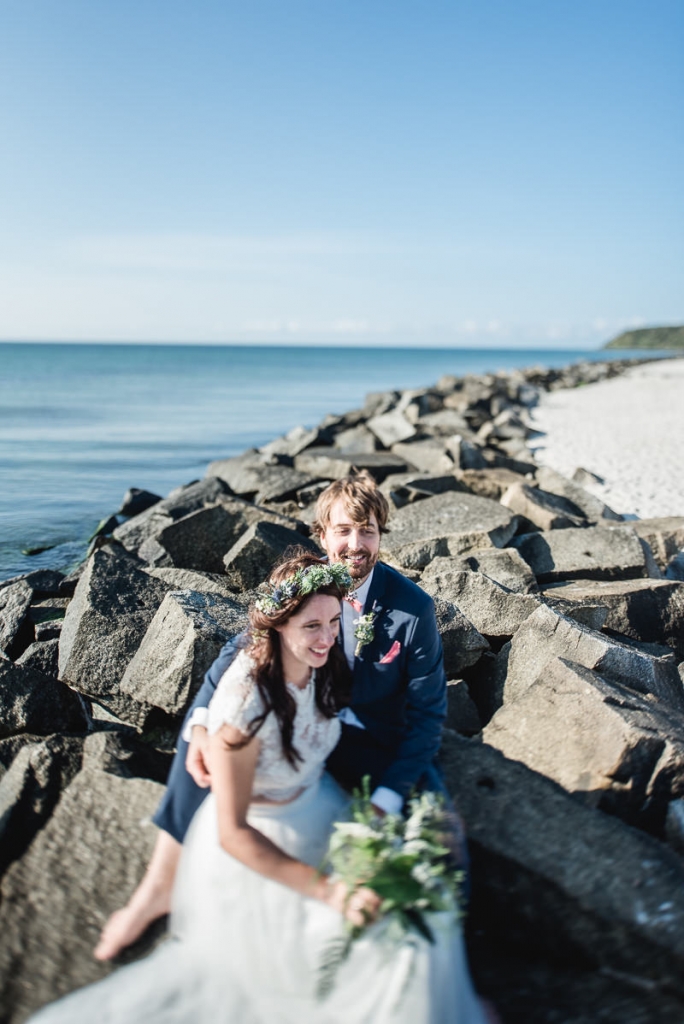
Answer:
[{"left": 378, "top": 641, "right": 401, "bottom": 665}]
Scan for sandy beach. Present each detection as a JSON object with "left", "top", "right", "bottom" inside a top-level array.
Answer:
[{"left": 528, "top": 357, "right": 684, "bottom": 520}]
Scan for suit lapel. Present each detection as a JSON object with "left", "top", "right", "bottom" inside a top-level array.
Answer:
[{"left": 352, "top": 562, "right": 389, "bottom": 683}]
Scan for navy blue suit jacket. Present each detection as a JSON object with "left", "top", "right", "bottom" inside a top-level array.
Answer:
[{"left": 154, "top": 561, "right": 447, "bottom": 840}]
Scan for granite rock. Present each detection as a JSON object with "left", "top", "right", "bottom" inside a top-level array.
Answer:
[
  {"left": 366, "top": 409, "right": 417, "bottom": 447},
  {"left": 223, "top": 520, "right": 319, "bottom": 589},
  {"left": 534, "top": 465, "right": 623, "bottom": 522},
  {"left": 631, "top": 517, "right": 684, "bottom": 573},
  {"left": 58, "top": 547, "right": 171, "bottom": 725},
  {"left": 391, "top": 438, "right": 456, "bottom": 475},
  {"left": 380, "top": 491, "right": 519, "bottom": 569},
  {"left": 441, "top": 733, "right": 684, "bottom": 993},
  {"left": 294, "top": 448, "right": 410, "bottom": 483},
  {"left": 500, "top": 481, "right": 588, "bottom": 531},
  {"left": 504, "top": 603, "right": 684, "bottom": 711},
  {"left": 485, "top": 656, "right": 684, "bottom": 831},
  {"left": 120, "top": 590, "right": 247, "bottom": 717},
  {"left": 512, "top": 525, "right": 654, "bottom": 584},
  {"left": 0, "top": 732, "right": 165, "bottom": 1022},
  {"left": 0, "top": 579, "right": 33, "bottom": 659},
  {"left": 0, "top": 661, "right": 88, "bottom": 740},
  {"left": 430, "top": 597, "right": 489, "bottom": 676},
  {"left": 0, "top": 733, "right": 85, "bottom": 875},
  {"left": 428, "top": 548, "right": 537, "bottom": 594},
  {"left": 421, "top": 567, "right": 540, "bottom": 639},
  {"left": 541, "top": 577, "right": 684, "bottom": 656}
]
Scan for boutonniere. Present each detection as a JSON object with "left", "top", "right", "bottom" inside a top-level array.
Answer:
[{"left": 353, "top": 606, "right": 377, "bottom": 657}]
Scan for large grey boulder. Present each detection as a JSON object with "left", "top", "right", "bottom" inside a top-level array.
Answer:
[
  {"left": 205, "top": 448, "right": 265, "bottom": 491},
  {"left": 0, "top": 569, "right": 66, "bottom": 597},
  {"left": 430, "top": 598, "right": 489, "bottom": 676},
  {"left": 0, "top": 733, "right": 85, "bottom": 875},
  {"left": 366, "top": 408, "right": 417, "bottom": 447},
  {"left": 112, "top": 506, "right": 174, "bottom": 558},
  {"left": 380, "top": 473, "right": 464, "bottom": 510},
  {"left": 142, "top": 499, "right": 303, "bottom": 574},
  {"left": 331, "top": 424, "right": 378, "bottom": 453},
  {"left": 117, "top": 487, "right": 162, "bottom": 518},
  {"left": 144, "top": 567, "right": 239, "bottom": 596},
  {"left": 631, "top": 517, "right": 684, "bottom": 573},
  {"left": 207, "top": 453, "right": 316, "bottom": 504},
  {"left": 503, "top": 603, "right": 684, "bottom": 711},
  {"left": 456, "top": 467, "right": 530, "bottom": 502},
  {"left": 415, "top": 408, "right": 471, "bottom": 436},
  {"left": 500, "top": 482, "right": 587, "bottom": 531},
  {"left": 390, "top": 439, "right": 456, "bottom": 476},
  {"left": 0, "top": 579, "right": 33, "bottom": 658},
  {"left": 380, "top": 491, "right": 519, "bottom": 569},
  {"left": 421, "top": 567, "right": 540, "bottom": 638},
  {"left": 294, "top": 448, "right": 410, "bottom": 483},
  {"left": 15, "top": 638, "right": 60, "bottom": 678},
  {"left": 535, "top": 465, "right": 623, "bottom": 522},
  {"left": 512, "top": 525, "right": 653, "bottom": 583},
  {"left": 484, "top": 657, "right": 684, "bottom": 831},
  {"left": 445, "top": 435, "right": 489, "bottom": 470},
  {"left": 58, "top": 547, "right": 171, "bottom": 724},
  {"left": 430, "top": 548, "right": 537, "bottom": 594},
  {"left": 141, "top": 503, "right": 247, "bottom": 572},
  {"left": 441, "top": 734, "right": 684, "bottom": 994},
  {"left": 0, "top": 661, "right": 87, "bottom": 740},
  {"left": 0, "top": 732, "right": 165, "bottom": 1022},
  {"left": 361, "top": 390, "right": 399, "bottom": 418},
  {"left": 259, "top": 424, "right": 322, "bottom": 460},
  {"left": 120, "top": 590, "right": 247, "bottom": 717},
  {"left": 223, "top": 520, "right": 319, "bottom": 590},
  {"left": 541, "top": 577, "right": 684, "bottom": 656},
  {"left": 113, "top": 476, "right": 232, "bottom": 556}
]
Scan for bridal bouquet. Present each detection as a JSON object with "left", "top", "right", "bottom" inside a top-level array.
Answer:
[{"left": 317, "top": 781, "right": 464, "bottom": 999}]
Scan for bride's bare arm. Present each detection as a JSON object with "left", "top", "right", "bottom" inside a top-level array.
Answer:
[{"left": 209, "top": 725, "right": 380, "bottom": 925}]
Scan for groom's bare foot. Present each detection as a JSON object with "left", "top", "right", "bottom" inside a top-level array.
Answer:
[
  {"left": 94, "top": 830, "right": 182, "bottom": 960},
  {"left": 94, "top": 883, "right": 172, "bottom": 960}
]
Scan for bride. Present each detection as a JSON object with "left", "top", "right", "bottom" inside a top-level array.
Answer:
[{"left": 31, "top": 552, "right": 488, "bottom": 1023}]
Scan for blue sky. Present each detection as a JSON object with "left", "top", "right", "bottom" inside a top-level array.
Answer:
[{"left": 1, "top": 0, "right": 682, "bottom": 347}]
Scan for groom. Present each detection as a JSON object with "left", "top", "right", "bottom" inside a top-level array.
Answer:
[{"left": 96, "top": 470, "right": 450, "bottom": 960}]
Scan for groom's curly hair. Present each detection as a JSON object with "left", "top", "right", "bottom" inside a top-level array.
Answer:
[{"left": 227, "top": 550, "right": 352, "bottom": 768}]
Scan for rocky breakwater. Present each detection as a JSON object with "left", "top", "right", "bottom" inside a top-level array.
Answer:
[{"left": 2, "top": 355, "right": 684, "bottom": 1023}]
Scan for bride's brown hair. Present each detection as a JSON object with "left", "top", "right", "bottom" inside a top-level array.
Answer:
[{"left": 232, "top": 549, "right": 352, "bottom": 768}]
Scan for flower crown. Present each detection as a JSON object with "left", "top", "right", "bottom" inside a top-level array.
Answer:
[{"left": 254, "top": 562, "right": 354, "bottom": 617}]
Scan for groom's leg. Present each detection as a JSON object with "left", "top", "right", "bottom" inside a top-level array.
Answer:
[{"left": 153, "top": 730, "right": 210, "bottom": 842}]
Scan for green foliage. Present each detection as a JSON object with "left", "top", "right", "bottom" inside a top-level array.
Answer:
[
  {"left": 603, "top": 326, "right": 684, "bottom": 350},
  {"left": 316, "top": 780, "right": 464, "bottom": 1000},
  {"left": 353, "top": 609, "right": 377, "bottom": 656},
  {"left": 255, "top": 562, "right": 353, "bottom": 615}
]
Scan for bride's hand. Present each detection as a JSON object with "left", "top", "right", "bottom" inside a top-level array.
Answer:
[{"left": 321, "top": 880, "right": 382, "bottom": 927}]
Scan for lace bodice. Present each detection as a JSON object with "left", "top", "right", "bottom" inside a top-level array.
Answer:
[{"left": 206, "top": 650, "right": 341, "bottom": 802}]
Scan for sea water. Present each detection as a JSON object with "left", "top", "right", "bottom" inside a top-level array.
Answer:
[{"left": 0, "top": 342, "right": 641, "bottom": 581}]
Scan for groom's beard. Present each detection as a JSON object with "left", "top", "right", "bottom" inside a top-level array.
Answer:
[{"left": 335, "top": 548, "right": 378, "bottom": 583}]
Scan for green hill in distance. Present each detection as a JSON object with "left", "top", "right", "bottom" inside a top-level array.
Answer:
[{"left": 603, "top": 325, "right": 684, "bottom": 349}]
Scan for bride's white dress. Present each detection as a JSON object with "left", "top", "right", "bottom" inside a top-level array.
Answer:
[{"left": 31, "top": 652, "right": 487, "bottom": 1024}]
